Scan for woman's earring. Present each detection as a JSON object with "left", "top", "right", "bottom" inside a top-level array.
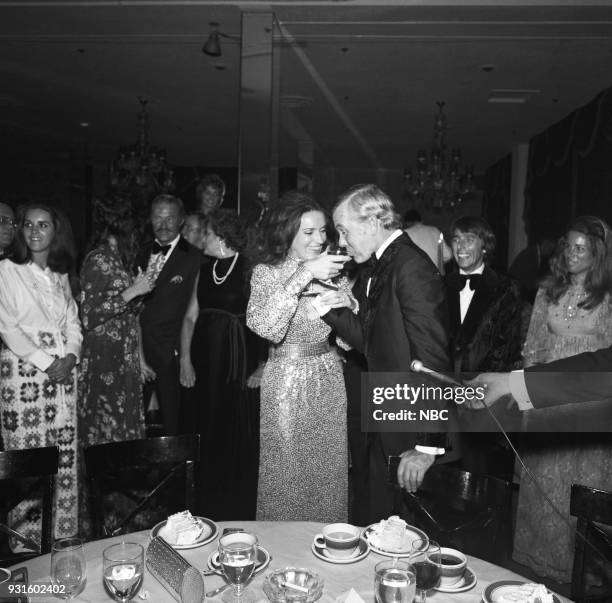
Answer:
[{"left": 219, "top": 240, "right": 226, "bottom": 257}]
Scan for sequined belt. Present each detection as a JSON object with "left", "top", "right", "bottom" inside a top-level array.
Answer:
[{"left": 269, "top": 341, "right": 330, "bottom": 359}]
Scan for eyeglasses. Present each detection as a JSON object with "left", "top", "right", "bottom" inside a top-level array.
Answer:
[{"left": 0, "top": 216, "right": 16, "bottom": 228}]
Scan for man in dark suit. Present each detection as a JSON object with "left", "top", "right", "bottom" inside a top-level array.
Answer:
[
  {"left": 468, "top": 345, "right": 612, "bottom": 409},
  {"left": 444, "top": 217, "right": 522, "bottom": 477},
  {"left": 0, "top": 202, "right": 15, "bottom": 260},
  {"left": 320, "top": 184, "right": 457, "bottom": 521},
  {"left": 138, "top": 194, "right": 202, "bottom": 435}
]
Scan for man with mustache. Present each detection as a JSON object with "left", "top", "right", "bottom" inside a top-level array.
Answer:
[{"left": 138, "top": 194, "right": 202, "bottom": 435}]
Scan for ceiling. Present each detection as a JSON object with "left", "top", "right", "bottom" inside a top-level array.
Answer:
[{"left": 2, "top": 0, "right": 612, "bottom": 177}]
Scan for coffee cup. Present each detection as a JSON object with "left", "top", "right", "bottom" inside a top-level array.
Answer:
[
  {"left": 313, "top": 523, "right": 360, "bottom": 559},
  {"left": 438, "top": 547, "right": 467, "bottom": 587}
]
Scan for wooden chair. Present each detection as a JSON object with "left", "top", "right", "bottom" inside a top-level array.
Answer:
[
  {"left": 401, "top": 464, "right": 512, "bottom": 564},
  {"left": 570, "top": 484, "right": 612, "bottom": 603},
  {"left": 0, "top": 446, "right": 59, "bottom": 564},
  {"left": 84, "top": 434, "right": 200, "bottom": 538}
]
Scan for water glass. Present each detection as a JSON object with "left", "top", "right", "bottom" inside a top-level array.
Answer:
[
  {"left": 218, "top": 532, "right": 258, "bottom": 603},
  {"left": 408, "top": 539, "right": 441, "bottom": 603},
  {"left": 374, "top": 559, "right": 416, "bottom": 603},
  {"left": 103, "top": 542, "right": 144, "bottom": 602},
  {"left": 50, "top": 537, "right": 86, "bottom": 600}
]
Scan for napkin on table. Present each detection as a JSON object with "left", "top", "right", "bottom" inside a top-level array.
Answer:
[{"left": 335, "top": 588, "right": 366, "bottom": 603}]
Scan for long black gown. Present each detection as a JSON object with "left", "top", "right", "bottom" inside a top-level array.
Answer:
[{"left": 190, "top": 254, "right": 260, "bottom": 520}]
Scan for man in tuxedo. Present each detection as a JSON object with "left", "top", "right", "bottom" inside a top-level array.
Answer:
[
  {"left": 320, "top": 184, "right": 457, "bottom": 521},
  {"left": 138, "top": 194, "right": 202, "bottom": 435},
  {"left": 468, "top": 345, "right": 612, "bottom": 409}
]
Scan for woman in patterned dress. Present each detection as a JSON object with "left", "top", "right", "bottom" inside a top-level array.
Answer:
[
  {"left": 246, "top": 192, "right": 354, "bottom": 522},
  {"left": 514, "top": 215, "right": 612, "bottom": 582},
  {"left": 0, "top": 203, "right": 81, "bottom": 545},
  {"left": 78, "top": 215, "right": 154, "bottom": 447}
]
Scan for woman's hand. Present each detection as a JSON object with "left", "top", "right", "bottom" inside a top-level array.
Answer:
[
  {"left": 317, "top": 290, "right": 356, "bottom": 311},
  {"left": 247, "top": 362, "right": 266, "bottom": 389},
  {"left": 302, "top": 253, "right": 349, "bottom": 281},
  {"left": 46, "top": 354, "right": 76, "bottom": 383},
  {"left": 123, "top": 268, "right": 154, "bottom": 302},
  {"left": 140, "top": 358, "right": 156, "bottom": 383},
  {"left": 180, "top": 357, "right": 196, "bottom": 388}
]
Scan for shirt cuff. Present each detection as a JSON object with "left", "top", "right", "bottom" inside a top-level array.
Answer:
[
  {"left": 284, "top": 264, "right": 313, "bottom": 296},
  {"left": 415, "top": 445, "right": 445, "bottom": 456},
  {"left": 509, "top": 370, "right": 534, "bottom": 410},
  {"left": 65, "top": 344, "right": 81, "bottom": 364},
  {"left": 310, "top": 296, "right": 331, "bottom": 317},
  {"left": 28, "top": 349, "right": 55, "bottom": 372}
]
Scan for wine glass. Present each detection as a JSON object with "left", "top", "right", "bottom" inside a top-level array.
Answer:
[
  {"left": 50, "top": 537, "right": 86, "bottom": 601},
  {"left": 218, "top": 532, "right": 258, "bottom": 603},
  {"left": 408, "top": 539, "right": 441, "bottom": 603},
  {"left": 103, "top": 542, "right": 144, "bottom": 602},
  {"left": 374, "top": 559, "right": 416, "bottom": 603}
]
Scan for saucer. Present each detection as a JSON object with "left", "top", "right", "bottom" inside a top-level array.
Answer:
[
  {"left": 207, "top": 546, "right": 271, "bottom": 575},
  {"left": 434, "top": 566, "right": 477, "bottom": 593},
  {"left": 483, "top": 581, "right": 562, "bottom": 603},
  {"left": 151, "top": 516, "right": 218, "bottom": 550},
  {"left": 311, "top": 536, "right": 370, "bottom": 564}
]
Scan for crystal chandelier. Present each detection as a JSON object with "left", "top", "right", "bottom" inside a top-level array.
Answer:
[
  {"left": 109, "top": 97, "right": 175, "bottom": 193},
  {"left": 404, "top": 101, "right": 474, "bottom": 211}
]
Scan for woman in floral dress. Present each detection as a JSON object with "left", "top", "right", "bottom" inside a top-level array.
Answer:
[
  {"left": 246, "top": 192, "right": 355, "bottom": 522},
  {"left": 514, "top": 215, "right": 612, "bottom": 582},
  {"left": 0, "top": 203, "right": 81, "bottom": 544}
]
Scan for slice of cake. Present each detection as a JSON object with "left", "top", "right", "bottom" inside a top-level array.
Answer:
[
  {"left": 370, "top": 516, "right": 410, "bottom": 552},
  {"left": 165, "top": 511, "right": 203, "bottom": 546},
  {"left": 498, "top": 583, "right": 554, "bottom": 603}
]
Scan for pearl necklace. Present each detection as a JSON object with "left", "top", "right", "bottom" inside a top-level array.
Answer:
[{"left": 213, "top": 253, "right": 239, "bottom": 285}]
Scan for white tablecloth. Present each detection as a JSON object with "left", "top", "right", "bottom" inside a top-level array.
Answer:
[{"left": 8, "top": 521, "right": 571, "bottom": 602}]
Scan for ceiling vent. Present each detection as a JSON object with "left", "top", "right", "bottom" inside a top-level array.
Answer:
[{"left": 488, "top": 89, "right": 540, "bottom": 104}]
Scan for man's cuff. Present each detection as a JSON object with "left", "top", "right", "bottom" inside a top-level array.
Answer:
[
  {"left": 509, "top": 370, "right": 534, "bottom": 410},
  {"left": 415, "top": 445, "right": 445, "bottom": 455},
  {"left": 310, "top": 296, "right": 331, "bottom": 317}
]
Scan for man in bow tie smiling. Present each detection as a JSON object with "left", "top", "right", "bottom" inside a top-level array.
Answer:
[
  {"left": 445, "top": 216, "right": 522, "bottom": 476},
  {"left": 319, "top": 184, "right": 456, "bottom": 522},
  {"left": 138, "top": 194, "right": 202, "bottom": 435}
]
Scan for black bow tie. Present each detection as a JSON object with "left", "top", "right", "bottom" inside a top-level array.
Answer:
[
  {"left": 152, "top": 242, "right": 172, "bottom": 256},
  {"left": 458, "top": 273, "right": 483, "bottom": 291}
]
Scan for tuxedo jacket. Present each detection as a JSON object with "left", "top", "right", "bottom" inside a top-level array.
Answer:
[
  {"left": 525, "top": 344, "right": 612, "bottom": 407},
  {"left": 445, "top": 267, "right": 522, "bottom": 372},
  {"left": 324, "top": 232, "right": 455, "bottom": 457},
  {"left": 137, "top": 237, "right": 202, "bottom": 367}
]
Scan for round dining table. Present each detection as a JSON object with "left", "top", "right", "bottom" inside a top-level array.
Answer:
[{"left": 8, "top": 521, "right": 571, "bottom": 603}]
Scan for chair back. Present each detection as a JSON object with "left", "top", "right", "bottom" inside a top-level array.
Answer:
[
  {"left": 570, "top": 483, "right": 612, "bottom": 603},
  {"left": 84, "top": 435, "right": 200, "bottom": 538},
  {"left": 0, "top": 446, "right": 59, "bottom": 561},
  {"left": 402, "top": 464, "right": 512, "bottom": 563}
]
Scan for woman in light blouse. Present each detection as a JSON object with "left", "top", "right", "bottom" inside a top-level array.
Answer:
[{"left": 0, "top": 202, "right": 82, "bottom": 546}]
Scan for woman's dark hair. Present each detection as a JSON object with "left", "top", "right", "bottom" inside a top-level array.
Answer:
[
  {"left": 543, "top": 215, "right": 612, "bottom": 310},
  {"left": 247, "top": 190, "right": 330, "bottom": 266},
  {"left": 85, "top": 215, "right": 141, "bottom": 271},
  {"left": 13, "top": 202, "right": 76, "bottom": 275},
  {"left": 206, "top": 209, "right": 247, "bottom": 253},
  {"left": 450, "top": 216, "right": 496, "bottom": 264}
]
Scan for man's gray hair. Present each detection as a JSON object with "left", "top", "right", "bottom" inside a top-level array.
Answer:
[{"left": 333, "top": 184, "right": 401, "bottom": 231}]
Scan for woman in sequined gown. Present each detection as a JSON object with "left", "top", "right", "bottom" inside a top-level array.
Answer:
[
  {"left": 514, "top": 216, "right": 612, "bottom": 582},
  {"left": 0, "top": 203, "right": 82, "bottom": 545},
  {"left": 180, "top": 209, "right": 260, "bottom": 519},
  {"left": 246, "top": 192, "right": 354, "bottom": 522}
]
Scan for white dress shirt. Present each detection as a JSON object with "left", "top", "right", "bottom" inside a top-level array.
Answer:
[
  {"left": 459, "top": 262, "right": 485, "bottom": 323},
  {"left": 366, "top": 229, "right": 404, "bottom": 297}
]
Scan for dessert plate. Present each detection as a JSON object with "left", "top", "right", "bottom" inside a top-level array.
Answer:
[
  {"left": 151, "top": 516, "right": 218, "bottom": 550},
  {"left": 434, "top": 566, "right": 477, "bottom": 593},
  {"left": 362, "top": 523, "right": 428, "bottom": 557},
  {"left": 483, "top": 581, "right": 561, "bottom": 603},
  {"left": 207, "top": 546, "right": 271, "bottom": 575},
  {"left": 311, "top": 536, "right": 370, "bottom": 564}
]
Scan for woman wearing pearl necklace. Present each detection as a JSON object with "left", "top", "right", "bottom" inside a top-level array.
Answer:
[{"left": 180, "top": 208, "right": 260, "bottom": 519}]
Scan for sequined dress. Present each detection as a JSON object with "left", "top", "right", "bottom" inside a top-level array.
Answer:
[
  {"left": 247, "top": 257, "right": 348, "bottom": 522},
  {"left": 514, "top": 287, "right": 612, "bottom": 582}
]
